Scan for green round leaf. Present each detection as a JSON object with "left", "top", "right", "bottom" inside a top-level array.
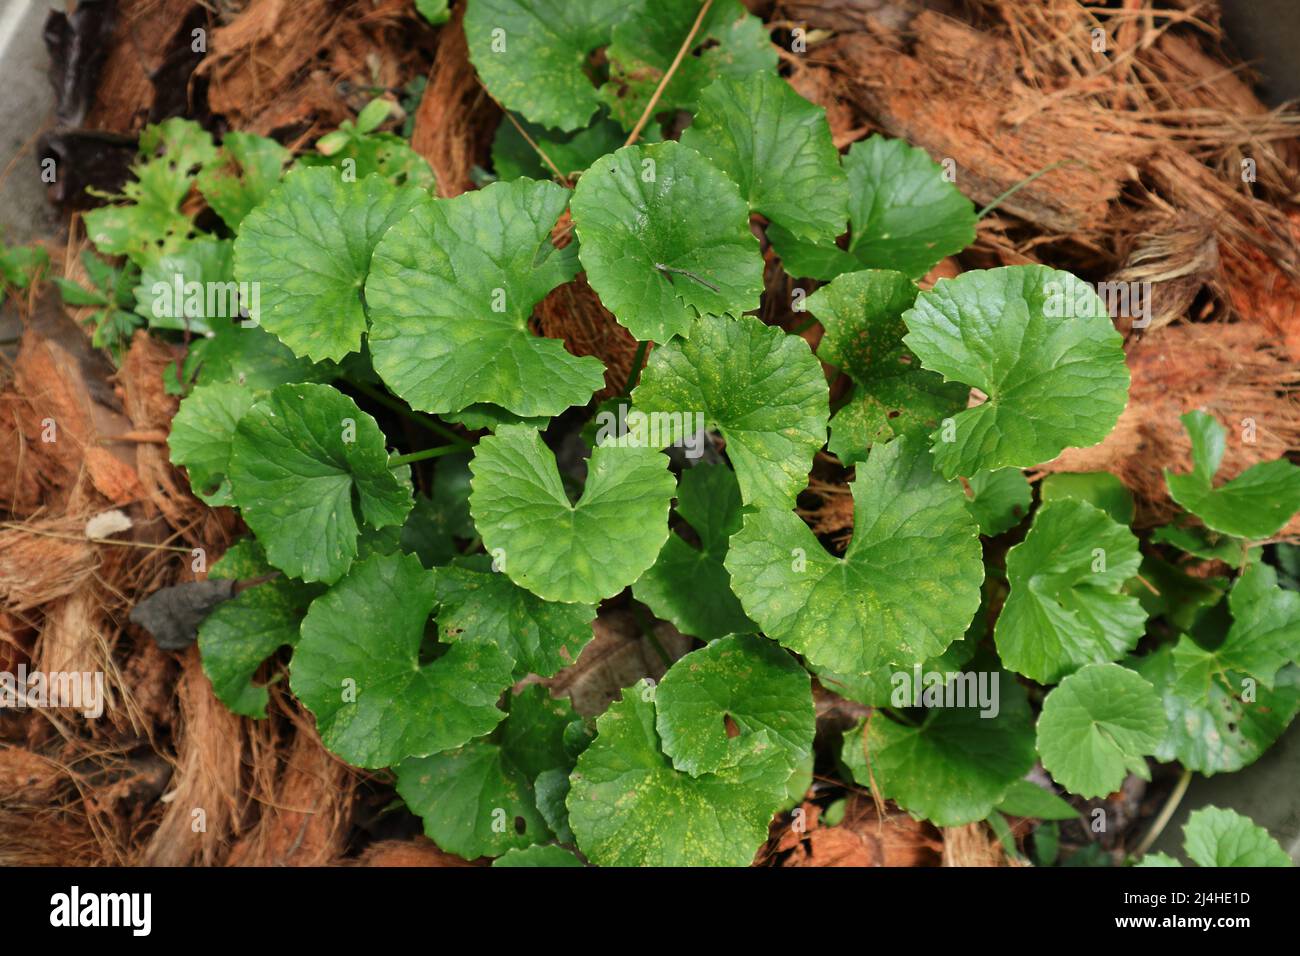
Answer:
[
  {"left": 567, "top": 681, "right": 792, "bottom": 866},
  {"left": 468, "top": 424, "right": 675, "bottom": 603},
  {"left": 655, "top": 635, "right": 814, "bottom": 776},
  {"left": 1182, "top": 806, "right": 1291, "bottom": 867},
  {"left": 395, "top": 685, "right": 575, "bottom": 858},
  {"left": 631, "top": 313, "right": 828, "bottom": 510},
  {"left": 995, "top": 499, "right": 1146, "bottom": 683},
  {"left": 367, "top": 178, "right": 604, "bottom": 417},
  {"left": 1040, "top": 470, "right": 1135, "bottom": 526},
  {"left": 491, "top": 113, "right": 627, "bottom": 182},
  {"left": 1036, "top": 663, "right": 1165, "bottom": 798},
  {"left": 806, "top": 268, "right": 966, "bottom": 466},
  {"left": 1131, "top": 644, "right": 1300, "bottom": 776},
  {"left": 464, "top": 0, "right": 644, "bottom": 132},
  {"left": 841, "top": 668, "right": 1036, "bottom": 826},
  {"left": 681, "top": 71, "right": 847, "bottom": 242},
  {"left": 227, "top": 383, "right": 413, "bottom": 584},
  {"left": 168, "top": 383, "right": 256, "bottom": 506},
  {"left": 599, "top": 0, "right": 776, "bottom": 130},
  {"left": 1165, "top": 410, "right": 1300, "bottom": 539},
  {"left": 197, "top": 577, "right": 322, "bottom": 718},
  {"left": 233, "top": 166, "right": 425, "bottom": 362},
  {"left": 769, "top": 135, "right": 977, "bottom": 281},
  {"left": 134, "top": 238, "right": 235, "bottom": 334},
  {"left": 631, "top": 463, "right": 754, "bottom": 640},
  {"left": 964, "top": 468, "right": 1031, "bottom": 537},
  {"left": 902, "top": 265, "right": 1130, "bottom": 478},
  {"left": 492, "top": 844, "right": 585, "bottom": 867},
  {"left": 571, "top": 141, "right": 764, "bottom": 343},
  {"left": 994, "top": 779, "right": 1078, "bottom": 821},
  {"left": 726, "top": 434, "right": 984, "bottom": 676},
  {"left": 434, "top": 555, "right": 596, "bottom": 679},
  {"left": 291, "top": 551, "right": 515, "bottom": 768}
]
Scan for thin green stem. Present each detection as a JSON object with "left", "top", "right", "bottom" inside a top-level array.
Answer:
[
  {"left": 622, "top": 340, "right": 651, "bottom": 396},
  {"left": 350, "top": 380, "right": 470, "bottom": 448},
  {"left": 977, "top": 159, "right": 1089, "bottom": 219},
  {"left": 389, "top": 445, "right": 466, "bottom": 467}
]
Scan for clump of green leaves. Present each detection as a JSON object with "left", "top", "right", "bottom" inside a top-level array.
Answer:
[{"left": 68, "top": 2, "right": 1297, "bottom": 868}]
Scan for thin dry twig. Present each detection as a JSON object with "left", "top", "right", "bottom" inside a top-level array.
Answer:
[{"left": 624, "top": 0, "right": 715, "bottom": 147}]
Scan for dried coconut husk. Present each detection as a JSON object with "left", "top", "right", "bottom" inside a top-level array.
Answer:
[
  {"left": 141, "top": 648, "right": 245, "bottom": 865},
  {"left": 765, "top": 794, "right": 944, "bottom": 867},
  {"left": 942, "top": 821, "right": 1028, "bottom": 867},
  {"left": 195, "top": 0, "right": 427, "bottom": 140},
  {"left": 1036, "top": 321, "right": 1300, "bottom": 532},
  {"left": 350, "top": 837, "right": 482, "bottom": 867},
  {"left": 225, "top": 694, "right": 355, "bottom": 867},
  {"left": 535, "top": 276, "right": 639, "bottom": 401},
  {"left": 411, "top": 3, "right": 498, "bottom": 197},
  {"left": 801, "top": 10, "right": 1154, "bottom": 236},
  {"left": 83, "top": 0, "right": 205, "bottom": 133}
]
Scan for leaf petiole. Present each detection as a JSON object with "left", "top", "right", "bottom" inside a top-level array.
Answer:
[{"left": 389, "top": 445, "right": 467, "bottom": 467}]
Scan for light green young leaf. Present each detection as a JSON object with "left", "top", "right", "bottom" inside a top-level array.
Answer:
[
  {"left": 133, "top": 237, "right": 235, "bottom": 334},
  {"left": 806, "top": 269, "right": 966, "bottom": 466},
  {"left": 299, "top": 127, "right": 436, "bottom": 190},
  {"left": 726, "top": 434, "right": 984, "bottom": 676},
  {"left": 600, "top": 0, "right": 776, "bottom": 131},
  {"left": 768, "top": 135, "right": 977, "bottom": 281},
  {"left": 227, "top": 383, "right": 412, "bottom": 584},
  {"left": 631, "top": 463, "right": 754, "bottom": 640},
  {"left": 396, "top": 685, "right": 574, "bottom": 858},
  {"left": 841, "top": 667, "right": 1036, "bottom": 826},
  {"left": 415, "top": 0, "right": 451, "bottom": 25},
  {"left": 1134, "top": 852, "right": 1182, "bottom": 867},
  {"left": 570, "top": 141, "right": 764, "bottom": 342},
  {"left": 196, "top": 132, "right": 291, "bottom": 231},
  {"left": 631, "top": 313, "right": 827, "bottom": 510},
  {"left": 168, "top": 382, "right": 256, "bottom": 506},
  {"left": 1165, "top": 410, "right": 1300, "bottom": 539},
  {"left": 468, "top": 424, "right": 675, "bottom": 603},
  {"left": 197, "top": 577, "right": 323, "bottom": 718},
  {"left": 902, "top": 265, "right": 1130, "bottom": 479},
  {"left": 995, "top": 779, "right": 1078, "bottom": 821},
  {"left": 995, "top": 499, "right": 1146, "bottom": 683},
  {"left": 655, "top": 635, "right": 814, "bottom": 776},
  {"left": 464, "top": 0, "right": 644, "bottom": 131},
  {"left": 291, "top": 552, "right": 515, "bottom": 768},
  {"left": 366, "top": 178, "right": 603, "bottom": 417},
  {"left": 1168, "top": 562, "right": 1300, "bottom": 707},
  {"left": 209, "top": 537, "right": 274, "bottom": 580},
  {"left": 964, "top": 468, "right": 1031, "bottom": 537},
  {"left": 83, "top": 119, "right": 217, "bottom": 266},
  {"left": 567, "top": 681, "right": 793, "bottom": 866},
  {"left": 233, "top": 167, "right": 425, "bottom": 362},
  {"left": 1036, "top": 663, "right": 1165, "bottom": 798},
  {"left": 1130, "top": 644, "right": 1300, "bottom": 776},
  {"left": 1182, "top": 806, "right": 1291, "bottom": 867},
  {"left": 1040, "top": 470, "right": 1135, "bottom": 526},
  {"left": 492, "top": 845, "right": 585, "bottom": 867},
  {"left": 681, "top": 71, "right": 847, "bottom": 242},
  {"left": 434, "top": 555, "right": 595, "bottom": 678}
]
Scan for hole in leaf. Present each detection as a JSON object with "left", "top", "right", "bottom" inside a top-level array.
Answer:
[{"left": 514, "top": 816, "right": 527, "bottom": 834}]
